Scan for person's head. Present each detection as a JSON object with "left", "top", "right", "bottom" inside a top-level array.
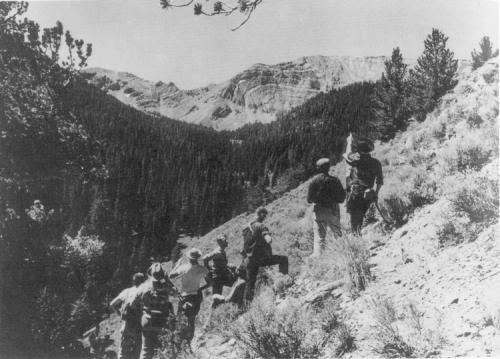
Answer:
[
  {"left": 256, "top": 207, "right": 268, "bottom": 222},
  {"left": 132, "top": 272, "right": 145, "bottom": 287},
  {"left": 357, "top": 138, "right": 374, "bottom": 155},
  {"left": 148, "top": 263, "right": 165, "bottom": 283},
  {"left": 216, "top": 235, "right": 228, "bottom": 249},
  {"left": 315, "top": 158, "right": 330, "bottom": 174},
  {"left": 187, "top": 248, "right": 202, "bottom": 264}
]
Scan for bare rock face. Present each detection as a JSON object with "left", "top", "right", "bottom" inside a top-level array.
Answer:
[{"left": 84, "top": 56, "right": 388, "bottom": 130}]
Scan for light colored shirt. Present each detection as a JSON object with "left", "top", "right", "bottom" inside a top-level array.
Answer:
[
  {"left": 110, "top": 286, "right": 138, "bottom": 314},
  {"left": 169, "top": 263, "right": 209, "bottom": 296}
]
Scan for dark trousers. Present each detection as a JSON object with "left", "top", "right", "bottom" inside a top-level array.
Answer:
[
  {"left": 119, "top": 321, "right": 141, "bottom": 359},
  {"left": 244, "top": 255, "right": 288, "bottom": 302},
  {"left": 139, "top": 330, "right": 160, "bottom": 359},
  {"left": 177, "top": 293, "right": 203, "bottom": 345},
  {"left": 350, "top": 208, "right": 368, "bottom": 234},
  {"left": 211, "top": 273, "right": 234, "bottom": 295}
]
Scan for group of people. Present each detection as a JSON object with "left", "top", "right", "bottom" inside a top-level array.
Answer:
[
  {"left": 107, "top": 136, "right": 383, "bottom": 359},
  {"left": 308, "top": 137, "right": 384, "bottom": 256}
]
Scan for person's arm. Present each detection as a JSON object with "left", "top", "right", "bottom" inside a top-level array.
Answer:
[
  {"left": 375, "top": 160, "right": 384, "bottom": 196},
  {"left": 169, "top": 264, "right": 184, "bottom": 279},
  {"left": 262, "top": 225, "right": 272, "bottom": 244},
  {"left": 307, "top": 180, "right": 314, "bottom": 204},
  {"left": 109, "top": 293, "right": 123, "bottom": 314},
  {"left": 334, "top": 177, "right": 346, "bottom": 203}
]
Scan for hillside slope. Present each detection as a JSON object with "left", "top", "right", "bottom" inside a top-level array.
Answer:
[
  {"left": 179, "top": 58, "right": 499, "bottom": 358},
  {"left": 83, "top": 56, "right": 389, "bottom": 130}
]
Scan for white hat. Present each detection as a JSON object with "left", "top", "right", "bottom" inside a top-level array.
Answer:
[{"left": 316, "top": 158, "right": 330, "bottom": 167}]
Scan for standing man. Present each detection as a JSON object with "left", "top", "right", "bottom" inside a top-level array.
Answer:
[
  {"left": 307, "top": 158, "right": 346, "bottom": 257},
  {"left": 345, "top": 138, "right": 383, "bottom": 234},
  {"left": 169, "top": 248, "right": 209, "bottom": 348},
  {"left": 135, "top": 263, "right": 176, "bottom": 359},
  {"left": 202, "top": 235, "right": 234, "bottom": 296},
  {"left": 242, "top": 207, "right": 288, "bottom": 303},
  {"left": 110, "top": 273, "right": 146, "bottom": 359}
]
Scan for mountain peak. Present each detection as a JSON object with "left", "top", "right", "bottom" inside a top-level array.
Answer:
[{"left": 84, "top": 56, "right": 390, "bottom": 130}]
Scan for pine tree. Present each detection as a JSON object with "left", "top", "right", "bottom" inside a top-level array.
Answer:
[
  {"left": 409, "top": 28, "right": 458, "bottom": 120},
  {"left": 373, "top": 47, "right": 411, "bottom": 139},
  {"left": 471, "top": 36, "right": 499, "bottom": 70}
]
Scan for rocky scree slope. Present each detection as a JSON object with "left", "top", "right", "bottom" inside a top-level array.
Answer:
[
  {"left": 83, "top": 56, "right": 388, "bottom": 130},
  {"left": 180, "top": 58, "right": 499, "bottom": 358}
]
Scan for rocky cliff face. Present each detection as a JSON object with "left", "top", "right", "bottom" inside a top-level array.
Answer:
[{"left": 84, "top": 56, "right": 388, "bottom": 130}]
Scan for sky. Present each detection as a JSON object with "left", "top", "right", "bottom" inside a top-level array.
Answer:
[{"left": 27, "top": 0, "right": 499, "bottom": 89}]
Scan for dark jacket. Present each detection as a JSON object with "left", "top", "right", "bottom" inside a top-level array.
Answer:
[
  {"left": 346, "top": 154, "right": 383, "bottom": 189},
  {"left": 307, "top": 173, "right": 346, "bottom": 207}
]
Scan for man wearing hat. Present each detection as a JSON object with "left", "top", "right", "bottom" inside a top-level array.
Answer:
[
  {"left": 203, "top": 235, "right": 234, "bottom": 297},
  {"left": 242, "top": 207, "right": 288, "bottom": 302},
  {"left": 307, "top": 158, "right": 346, "bottom": 257},
  {"left": 110, "top": 272, "right": 145, "bottom": 359},
  {"left": 344, "top": 137, "right": 384, "bottom": 234},
  {"left": 169, "top": 248, "right": 209, "bottom": 347},
  {"left": 134, "top": 264, "right": 176, "bottom": 359}
]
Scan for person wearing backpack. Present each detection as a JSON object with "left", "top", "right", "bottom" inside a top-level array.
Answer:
[
  {"left": 242, "top": 207, "right": 288, "bottom": 302},
  {"left": 344, "top": 138, "right": 384, "bottom": 234},
  {"left": 135, "top": 263, "right": 176, "bottom": 359},
  {"left": 307, "top": 158, "right": 346, "bottom": 257},
  {"left": 110, "top": 272, "right": 145, "bottom": 359}
]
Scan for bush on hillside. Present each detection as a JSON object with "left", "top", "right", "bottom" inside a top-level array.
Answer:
[
  {"left": 334, "top": 235, "right": 372, "bottom": 295},
  {"left": 379, "top": 164, "right": 438, "bottom": 227},
  {"left": 229, "top": 293, "right": 354, "bottom": 359},
  {"left": 371, "top": 296, "right": 445, "bottom": 358},
  {"left": 449, "top": 174, "right": 498, "bottom": 223},
  {"left": 437, "top": 220, "right": 467, "bottom": 247},
  {"left": 437, "top": 126, "right": 496, "bottom": 175}
]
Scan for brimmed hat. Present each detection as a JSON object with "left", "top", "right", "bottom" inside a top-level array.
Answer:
[
  {"left": 147, "top": 263, "right": 165, "bottom": 282},
  {"left": 187, "top": 248, "right": 202, "bottom": 260},
  {"left": 316, "top": 158, "right": 330, "bottom": 168},
  {"left": 358, "top": 139, "right": 374, "bottom": 153}
]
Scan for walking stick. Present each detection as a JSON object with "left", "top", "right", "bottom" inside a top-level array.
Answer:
[{"left": 374, "top": 200, "right": 392, "bottom": 225}]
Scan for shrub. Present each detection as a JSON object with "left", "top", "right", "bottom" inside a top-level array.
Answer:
[
  {"left": 450, "top": 174, "right": 498, "bottom": 223},
  {"left": 439, "top": 130, "right": 494, "bottom": 174},
  {"left": 333, "top": 235, "right": 372, "bottom": 294},
  {"left": 63, "top": 227, "right": 105, "bottom": 265},
  {"left": 437, "top": 220, "right": 465, "bottom": 247},
  {"left": 381, "top": 193, "right": 412, "bottom": 227},
  {"left": 229, "top": 294, "right": 354, "bottom": 359},
  {"left": 371, "top": 297, "right": 445, "bottom": 358}
]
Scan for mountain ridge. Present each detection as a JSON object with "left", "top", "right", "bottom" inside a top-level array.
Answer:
[{"left": 84, "top": 55, "right": 393, "bottom": 130}]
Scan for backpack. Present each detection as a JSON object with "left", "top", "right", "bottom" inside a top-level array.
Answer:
[
  {"left": 310, "top": 175, "right": 346, "bottom": 205},
  {"left": 241, "top": 222, "right": 272, "bottom": 260}
]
